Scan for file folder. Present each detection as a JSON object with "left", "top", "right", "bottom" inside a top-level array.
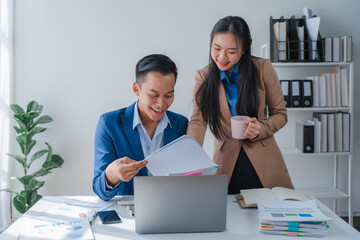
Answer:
[
  {"left": 280, "top": 80, "right": 291, "bottom": 107},
  {"left": 295, "top": 121, "right": 314, "bottom": 153},
  {"left": 301, "top": 80, "right": 313, "bottom": 107},
  {"left": 290, "top": 80, "right": 301, "bottom": 107}
]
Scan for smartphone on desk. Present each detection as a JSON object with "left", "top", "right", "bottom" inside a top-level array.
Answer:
[{"left": 97, "top": 210, "right": 122, "bottom": 224}]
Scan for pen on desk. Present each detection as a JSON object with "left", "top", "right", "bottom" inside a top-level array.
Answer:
[{"left": 89, "top": 212, "right": 97, "bottom": 225}]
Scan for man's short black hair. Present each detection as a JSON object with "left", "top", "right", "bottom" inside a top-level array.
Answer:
[{"left": 135, "top": 54, "right": 178, "bottom": 85}]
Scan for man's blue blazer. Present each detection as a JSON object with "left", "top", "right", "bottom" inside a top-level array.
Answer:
[{"left": 93, "top": 102, "right": 188, "bottom": 200}]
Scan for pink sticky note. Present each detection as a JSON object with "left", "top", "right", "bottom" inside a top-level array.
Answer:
[
  {"left": 184, "top": 169, "right": 204, "bottom": 176},
  {"left": 287, "top": 231, "right": 298, "bottom": 237}
]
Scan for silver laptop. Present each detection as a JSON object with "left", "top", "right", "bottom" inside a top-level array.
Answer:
[{"left": 134, "top": 175, "right": 227, "bottom": 234}]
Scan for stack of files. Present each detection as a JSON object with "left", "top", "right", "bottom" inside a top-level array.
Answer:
[
  {"left": 308, "top": 67, "right": 348, "bottom": 108},
  {"left": 260, "top": 220, "right": 329, "bottom": 238},
  {"left": 308, "top": 112, "right": 350, "bottom": 153},
  {"left": 280, "top": 80, "right": 313, "bottom": 108},
  {"left": 324, "top": 36, "right": 352, "bottom": 62},
  {"left": 257, "top": 198, "right": 331, "bottom": 238}
]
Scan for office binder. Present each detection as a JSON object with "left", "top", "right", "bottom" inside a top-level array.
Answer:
[
  {"left": 330, "top": 72, "right": 337, "bottom": 107},
  {"left": 295, "top": 121, "right": 314, "bottom": 153},
  {"left": 333, "top": 69, "right": 341, "bottom": 107},
  {"left": 340, "top": 68, "right": 349, "bottom": 107},
  {"left": 334, "top": 112, "right": 343, "bottom": 152},
  {"left": 318, "top": 73, "right": 327, "bottom": 107},
  {"left": 327, "top": 113, "right": 335, "bottom": 152},
  {"left": 301, "top": 80, "right": 313, "bottom": 107},
  {"left": 290, "top": 80, "right": 301, "bottom": 107},
  {"left": 324, "top": 37, "right": 332, "bottom": 62},
  {"left": 342, "top": 36, "right": 352, "bottom": 62},
  {"left": 342, "top": 112, "right": 350, "bottom": 152},
  {"left": 325, "top": 73, "right": 332, "bottom": 107},
  {"left": 280, "top": 80, "right": 291, "bottom": 107},
  {"left": 332, "top": 37, "right": 340, "bottom": 62},
  {"left": 310, "top": 75, "right": 320, "bottom": 107},
  {"left": 313, "top": 118, "right": 321, "bottom": 153},
  {"left": 314, "top": 112, "right": 327, "bottom": 152}
]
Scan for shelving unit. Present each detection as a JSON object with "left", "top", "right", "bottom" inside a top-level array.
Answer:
[{"left": 273, "top": 62, "right": 354, "bottom": 226}]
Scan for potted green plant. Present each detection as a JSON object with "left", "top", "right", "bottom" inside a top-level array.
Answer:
[{"left": 0, "top": 101, "right": 64, "bottom": 214}]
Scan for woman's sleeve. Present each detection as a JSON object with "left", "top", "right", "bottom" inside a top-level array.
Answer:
[
  {"left": 257, "top": 59, "right": 288, "bottom": 140},
  {"left": 187, "top": 70, "right": 208, "bottom": 146}
]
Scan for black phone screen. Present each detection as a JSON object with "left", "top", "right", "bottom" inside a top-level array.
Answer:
[{"left": 97, "top": 210, "right": 122, "bottom": 224}]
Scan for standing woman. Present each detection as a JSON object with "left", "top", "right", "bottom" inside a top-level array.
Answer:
[{"left": 187, "top": 16, "right": 294, "bottom": 194}]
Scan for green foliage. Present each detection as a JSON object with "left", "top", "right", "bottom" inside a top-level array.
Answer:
[{"left": 0, "top": 101, "right": 64, "bottom": 214}]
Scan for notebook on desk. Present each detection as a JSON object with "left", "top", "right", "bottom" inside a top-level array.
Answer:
[{"left": 134, "top": 175, "right": 228, "bottom": 234}]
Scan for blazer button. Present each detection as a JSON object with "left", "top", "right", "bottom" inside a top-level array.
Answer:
[{"left": 107, "top": 193, "right": 111, "bottom": 197}]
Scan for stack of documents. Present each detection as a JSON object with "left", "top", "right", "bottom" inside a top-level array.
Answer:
[{"left": 257, "top": 199, "right": 331, "bottom": 238}]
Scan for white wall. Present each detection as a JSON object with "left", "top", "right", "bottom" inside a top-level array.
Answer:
[{"left": 13, "top": 0, "right": 360, "bottom": 214}]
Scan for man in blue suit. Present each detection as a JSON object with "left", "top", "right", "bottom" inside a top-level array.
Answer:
[{"left": 93, "top": 54, "right": 188, "bottom": 200}]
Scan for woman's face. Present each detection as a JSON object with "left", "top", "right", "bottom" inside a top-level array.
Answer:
[{"left": 211, "top": 32, "right": 243, "bottom": 75}]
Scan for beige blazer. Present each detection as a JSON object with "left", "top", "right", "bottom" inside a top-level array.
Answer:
[{"left": 187, "top": 58, "right": 294, "bottom": 189}]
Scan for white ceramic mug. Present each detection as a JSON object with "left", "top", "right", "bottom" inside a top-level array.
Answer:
[{"left": 231, "top": 115, "right": 250, "bottom": 139}]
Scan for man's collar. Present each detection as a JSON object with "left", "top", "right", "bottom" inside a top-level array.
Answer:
[{"left": 133, "top": 101, "right": 171, "bottom": 130}]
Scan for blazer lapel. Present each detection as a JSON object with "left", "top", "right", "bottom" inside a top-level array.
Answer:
[
  {"left": 163, "top": 112, "right": 176, "bottom": 145},
  {"left": 123, "top": 103, "right": 145, "bottom": 161}
]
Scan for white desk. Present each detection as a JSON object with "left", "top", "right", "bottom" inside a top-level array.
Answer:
[{"left": 1, "top": 196, "right": 359, "bottom": 239}]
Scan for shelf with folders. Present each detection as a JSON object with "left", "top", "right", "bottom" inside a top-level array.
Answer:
[
  {"left": 270, "top": 16, "right": 324, "bottom": 62},
  {"left": 273, "top": 61, "right": 353, "bottom": 225}
]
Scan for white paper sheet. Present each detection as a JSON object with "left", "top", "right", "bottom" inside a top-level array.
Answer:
[
  {"left": 306, "top": 17, "right": 321, "bottom": 60},
  {"left": 19, "top": 218, "right": 94, "bottom": 240},
  {"left": 47, "top": 196, "right": 114, "bottom": 221},
  {"left": 257, "top": 198, "right": 331, "bottom": 222},
  {"left": 145, "top": 135, "right": 216, "bottom": 176}
]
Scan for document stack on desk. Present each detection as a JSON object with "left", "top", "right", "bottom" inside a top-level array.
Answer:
[{"left": 257, "top": 199, "right": 331, "bottom": 238}]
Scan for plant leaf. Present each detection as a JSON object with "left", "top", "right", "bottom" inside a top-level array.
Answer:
[
  {"left": 13, "top": 126, "right": 24, "bottom": 134},
  {"left": 28, "top": 127, "right": 47, "bottom": 140},
  {"left": 13, "top": 195, "right": 27, "bottom": 214},
  {"left": 32, "top": 169, "right": 51, "bottom": 178},
  {"left": 45, "top": 142, "right": 53, "bottom": 163},
  {"left": 10, "top": 104, "right": 25, "bottom": 114},
  {"left": 28, "top": 149, "right": 48, "bottom": 169},
  {"left": 42, "top": 154, "right": 64, "bottom": 169},
  {"left": 7, "top": 153, "right": 25, "bottom": 168},
  {"left": 14, "top": 113, "right": 25, "bottom": 122},
  {"left": 18, "top": 175, "right": 33, "bottom": 186},
  {"left": 26, "top": 101, "right": 38, "bottom": 113},
  {"left": 29, "top": 192, "right": 42, "bottom": 208},
  {"left": 26, "top": 178, "right": 44, "bottom": 191},
  {"left": 33, "top": 115, "right": 53, "bottom": 126},
  {"left": 15, "top": 136, "right": 26, "bottom": 155},
  {"left": 20, "top": 190, "right": 32, "bottom": 203},
  {"left": 26, "top": 139, "right": 36, "bottom": 155},
  {"left": 15, "top": 118, "right": 28, "bottom": 132}
]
